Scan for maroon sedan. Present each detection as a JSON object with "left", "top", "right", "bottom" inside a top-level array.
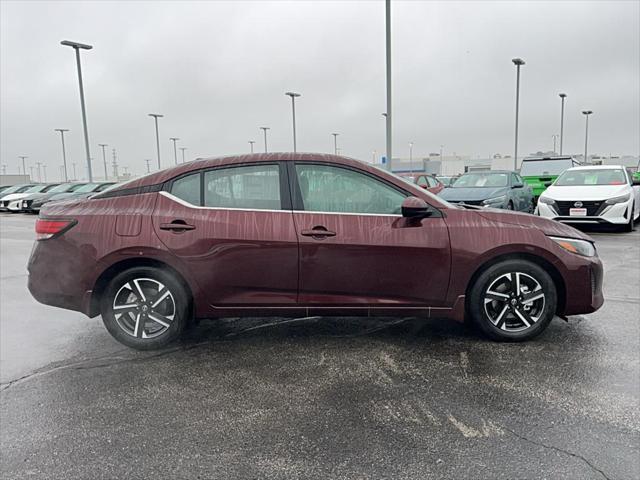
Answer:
[
  {"left": 400, "top": 173, "right": 445, "bottom": 195},
  {"left": 28, "top": 153, "right": 603, "bottom": 349}
]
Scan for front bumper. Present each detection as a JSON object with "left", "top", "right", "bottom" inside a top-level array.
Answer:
[{"left": 537, "top": 199, "right": 633, "bottom": 225}]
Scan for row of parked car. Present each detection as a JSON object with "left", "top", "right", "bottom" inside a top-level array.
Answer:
[
  {"left": 400, "top": 156, "right": 640, "bottom": 231},
  {"left": 0, "top": 181, "right": 115, "bottom": 213}
]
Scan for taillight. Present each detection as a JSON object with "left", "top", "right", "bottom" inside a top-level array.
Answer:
[{"left": 35, "top": 219, "right": 76, "bottom": 240}]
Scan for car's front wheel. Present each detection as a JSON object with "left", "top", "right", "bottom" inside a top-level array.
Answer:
[
  {"left": 101, "top": 266, "right": 189, "bottom": 350},
  {"left": 468, "top": 260, "right": 557, "bottom": 341}
]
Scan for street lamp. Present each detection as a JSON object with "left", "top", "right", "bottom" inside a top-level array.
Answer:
[
  {"left": 385, "top": 0, "right": 392, "bottom": 170},
  {"left": 409, "top": 142, "right": 414, "bottom": 173},
  {"left": 582, "top": 110, "right": 593, "bottom": 163},
  {"left": 18, "top": 156, "right": 28, "bottom": 176},
  {"left": 285, "top": 92, "right": 301, "bottom": 152},
  {"left": 260, "top": 127, "right": 270, "bottom": 153},
  {"left": 179, "top": 147, "right": 187, "bottom": 163},
  {"left": 61, "top": 40, "right": 94, "bottom": 181},
  {"left": 170, "top": 137, "right": 180, "bottom": 165},
  {"left": 148, "top": 113, "right": 163, "bottom": 169},
  {"left": 331, "top": 133, "right": 339, "bottom": 155},
  {"left": 36, "top": 162, "right": 43, "bottom": 182},
  {"left": 98, "top": 143, "right": 108, "bottom": 179},
  {"left": 512, "top": 57, "right": 525, "bottom": 170},
  {"left": 559, "top": 93, "right": 567, "bottom": 155},
  {"left": 248, "top": 141, "right": 255, "bottom": 153},
  {"left": 55, "top": 129, "right": 69, "bottom": 181}
]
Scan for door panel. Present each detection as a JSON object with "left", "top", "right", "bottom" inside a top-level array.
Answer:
[{"left": 152, "top": 164, "right": 298, "bottom": 309}]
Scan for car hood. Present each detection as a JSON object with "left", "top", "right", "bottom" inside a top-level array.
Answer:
[
  {"left": 542, "top": 184, "right": 630, "bottom": 201},
  {"left": 21, "top": 192, "right": 51, "bottom": 201},
  {"left": 473, "top": 208, "right": 594, "bottom": 242},
  {"left": 1, "top": 192, "right": 32, "bottom": 202},
  {"left": 440, "top": 187, "right": 508, "bottom": 202}
]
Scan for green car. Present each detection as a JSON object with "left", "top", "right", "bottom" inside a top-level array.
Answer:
[{"left": 519, "top": 156, "right": 581, "bottom": 201}]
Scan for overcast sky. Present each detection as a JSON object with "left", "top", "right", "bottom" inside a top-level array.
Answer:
[{"left": 1, "top": 0, "right": 639, "bottom": 180}]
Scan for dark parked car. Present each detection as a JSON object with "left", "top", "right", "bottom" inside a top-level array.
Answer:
[
  {"left": 21, "top": 182, "right": 115, "bottom": 212},
  {"left": 439, "top": 170, "right": 535, "bottom": 212},
  {"left": 29, "top": 153, "right": 603, "bottom": 349},
  {"left": 23, "top": 182, "right": 88, "bottom": 213}
]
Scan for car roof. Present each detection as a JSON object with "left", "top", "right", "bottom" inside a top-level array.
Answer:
[
  {"left": 566, "top": 165, "right": 626, "bottom": 171},
  {"left": 461, "top": 170, "right": 514, "bottom": 174},
  {"left": 522, "top": 156, "right": 576, "bottom": 161}
]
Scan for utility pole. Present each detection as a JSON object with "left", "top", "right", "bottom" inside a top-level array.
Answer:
[
  {"left": 112, "top": 148, "right": 119, "bottom": 178},
  {"left": 385, "top": 0, "right": 392, "bottom": 170},
  {"left": 18, "top": 156, "right": 28, "bottom": 176},
  {"left": 552, "top": 134, "right": 559, "bottom": 153},
  {"left": 99, "top": 144, "right": 109, "bottom": 180},
  {"left": 559, "top": 93, "right": 567, "bottom": 155},
  {"left": 409, "top": 142, "right": 414, "bottom": 173},
  {"left": 332, "top": 133, "right": 339, "bottom": 155},
  {"left": 260, "top": 127, "right": 270, "bottom": 153},
  {"left": 170, "top": 137, "right": 180, "bottom": 165},
  {"left": 43, "top": 165, "right": 47, "bottom": 182},
  {"left": 61, "top": 40, "right": 94, "bottom": 181},
  {"left": 36, "top": 162, "right": 42, "bottom": 182},
  {"left": 248, "top": 141, "right": 255, "bottom": 153},
  {"left": 179, "top": 147, "right": 187, "bottom": 163}
]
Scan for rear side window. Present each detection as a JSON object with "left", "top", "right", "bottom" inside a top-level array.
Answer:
[
  {"left": 171, "top": 173, "right": 201, "bottom": 205},
  {"left": 204, "top": 164, "right": 281, "bottom": 210}
]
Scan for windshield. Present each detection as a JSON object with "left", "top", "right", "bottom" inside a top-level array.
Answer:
[
  {"left": 74, "top": 183, "right": 101, "bottom": 193},
  {"left": 48, "top": 183, "right": 76, "bottom": 193},
  {"left": 453, "top": 172, "right": 508, "bottom": 188},
  {"left": 25, "top": 184, "right": 49, "bottom": 193},
  {"left": 555, "top": 169, "right": 627, "bottom": 186},
  {"left": 520, "top": 159, "right": 573, "bottom": 176},
  {"left": 1, "top": 184, "right": 34, "bottom": 194},
  {"left": 95, "top": 183, "right": 115, "bottom": 192},
  {"left": 41, "top": 184, "right": 61, "bottom": 193}
]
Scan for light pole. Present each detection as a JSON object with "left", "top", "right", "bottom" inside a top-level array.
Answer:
[
  {"left": 372, "top": 150, "right": 377, "bottom": 163},
  {"left": 18, "top": 156, "right": 28, "bottom": 176},
  {"left": 71, "top": 163, "right": 76, "bottom": 180},
  {"left": 582, "top": 110, "right": 593, "bottom": 163},
  {"left": 55, "top": 129, "right": 69, "bottom": 181},
  {"left": 385, "top": 0, "right": 392, "bottom": 170},
  {"left": 332, "top": 133, "right": 339, "bottom": 155},
  {"left": 145, "top": 159, "right": 151, "bottom": 173},
  {"left": 29, "top": 166, "right": 35, "bottom": 179},
  {"left": 260, "top": 127, "right": 270, "bottom": 153},
  {"left": 98, "top": 143, "right": 108, "bottom": 179},
  {"left": 36, "top": 162, "right": 43, "bottom": 182},
  {"left": 179, "top": 147, "right": 187, "bottom": 163},
  {"left": 170, "top": 137, "right": 180, "bottom": 165},
  {"left": 559, "top": 93, "right": 567, "bottom": 155},
  {"left": 512, "top": 58, "right": 525, "bottom": 170},
  {"left": 61, "top": 40, "right": 94, "bottom": 182},
  {"left": 552, "top": 134, "right": 559, "bottom": 153},
  {"left": 409, "top": 142, "right": 414, "bottom": 173},
  {"left": 248, "top": 141, "right": 255, "bottom": 153},
  {"left": 285, "top": 92, "right": 301, "bottom": 152},
  {"left": 148, "top": 113, "right": 163, "bottom": 169}
]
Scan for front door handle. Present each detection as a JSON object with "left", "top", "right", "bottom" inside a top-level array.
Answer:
[
  {"left": 160, "top": 220, "right": 196, "bottom": 232},
  {"left": 301, "top": 226, "right": 336, "bottom": 239}
]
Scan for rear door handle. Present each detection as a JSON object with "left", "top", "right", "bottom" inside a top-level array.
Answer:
[
  {"left": 301, "top": 227, "right": 336, "bottom": 238},
  {"left": 160, "top": 220, "right": 196, "bottom": 232}
]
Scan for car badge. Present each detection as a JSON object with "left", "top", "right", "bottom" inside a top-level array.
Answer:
[{"left": 574, "top": 201, "right": 583, "bottom": 208}]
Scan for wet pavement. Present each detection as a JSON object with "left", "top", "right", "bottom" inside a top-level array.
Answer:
[{"left": 1, "top": 213, "right": 638, "bottom": 479}]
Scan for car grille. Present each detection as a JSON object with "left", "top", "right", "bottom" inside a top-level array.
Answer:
[
  {"left": 449, "top": 200, "right": 484, "bottom": 206},
  {"left": 555, "top": 200, "right": 605, "bottom": 216}
]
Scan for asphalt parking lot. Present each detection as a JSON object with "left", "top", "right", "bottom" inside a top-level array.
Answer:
[{"left": 1, "top": 213, "right": 638, "bottom": 479}]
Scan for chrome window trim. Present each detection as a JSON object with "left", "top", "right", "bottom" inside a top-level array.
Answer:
[{"left": 292, "top": 210, "right": 402, "bottom": 218}]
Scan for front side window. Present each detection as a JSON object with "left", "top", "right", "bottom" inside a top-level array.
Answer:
[
  {"left": 204, "top": 164, "right": 281, "bottom": 210},
  {"left": 295, "top": 164, "right": 407, "bottom": 215},
  {"left": 171, "top": 172, "right": 201, "bottom": 205}
]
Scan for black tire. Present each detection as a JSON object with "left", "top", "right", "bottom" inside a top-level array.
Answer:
[
  {"left": 468, "top": 260, "right": 557, "bottom": 342},
  {"left": 101, "top": 266, "right": 190, "bottom": 350},
  {"left": 506, "top": 201, "right": 514, "bottom": 210},
  {"left": 624, "top": 203, "right": 635, "bottom": 232}
]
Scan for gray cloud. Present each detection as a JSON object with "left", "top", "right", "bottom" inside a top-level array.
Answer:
[{"left": 1, "top": 0, "right": 638, "bottom": 179}]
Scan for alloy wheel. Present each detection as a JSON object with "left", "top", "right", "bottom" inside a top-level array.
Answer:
[
  {"left": 112, "top": 278, "right": 176, "bottom": 339},
  {"left": 483, "top": 272, "right": 545, "bottom": 332}
]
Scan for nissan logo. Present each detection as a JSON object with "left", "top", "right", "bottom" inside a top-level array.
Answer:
[{"left": 574, "top": 201, "right": 583, "bottom": 208}]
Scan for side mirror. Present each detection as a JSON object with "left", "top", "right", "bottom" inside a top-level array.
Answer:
[
  {"left": 402, "top": 196, "right": 432, "bottom": 218},
  {"left": 512, "top": 183, "right": 524, "bottom": 189},
  {"left": 543, "top": 181, "right": 552, "bottom": 187}
]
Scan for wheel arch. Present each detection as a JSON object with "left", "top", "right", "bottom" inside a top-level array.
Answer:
[
  {"left": 464, "top": 252, "right": 566, "bottom": 316},
  {"left": 89, "top": 257, "right": 194, "bottom": 319}
]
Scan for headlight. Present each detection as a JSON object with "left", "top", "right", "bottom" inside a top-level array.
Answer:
[
  {"left": 482, "top": 195, "right": 507, "bottom": 205},
  {"left": 605, "top": 193, "right": 630, "bottom": 205},
  {"left": 549, "top": 236, "right": 596, "bottom": 257},
  {"left": 538, "top": 196, "right": 555, "bottom": 205}
]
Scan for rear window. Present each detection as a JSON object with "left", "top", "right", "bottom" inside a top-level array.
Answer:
[{"left": 520, "top": 159, "right": 574, "bottom": 176}]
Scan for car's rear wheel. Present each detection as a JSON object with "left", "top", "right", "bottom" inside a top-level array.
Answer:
[
  {"left": 468, "top": 260, "right": 557, "bottom": 341},
  {"left": 506, "top": 201, "right": 514, "bottom": 210},
  {"left": 101, "top": 267, "right": 189, "bottom": 350}
]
